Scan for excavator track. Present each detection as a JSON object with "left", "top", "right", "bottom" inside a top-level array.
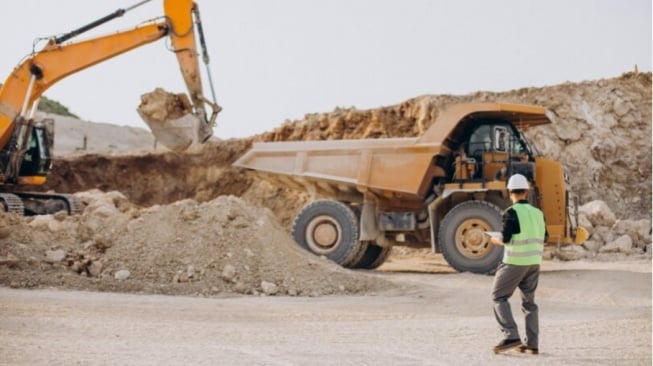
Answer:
[
  {"left": 1, "top": 192, "right": 84, "bottom": 216},
  {"left": 0, "top": 193, "right": 25, "bottom": 215},
  {"left": 17, "top": 192, "right": 84, "bottom": 215}
]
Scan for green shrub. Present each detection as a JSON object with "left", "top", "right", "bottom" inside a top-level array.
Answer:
[
  {"left": 0, "top": 83, "right": 78, "bottom": 118},
  {"left": 37, "top": 96, "right": 79, "bottom": 118}
]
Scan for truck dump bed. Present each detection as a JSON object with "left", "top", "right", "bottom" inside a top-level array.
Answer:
[
  {"left": 233, "top": 103, "right": 551, "bottom": 202},
  {"left": 234, "top": 137, "right": 441, "bottom": 201}
]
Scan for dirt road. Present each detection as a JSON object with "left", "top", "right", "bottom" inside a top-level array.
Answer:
[{"left": 0, "top": 259, "right": 650, "bottom": 366}]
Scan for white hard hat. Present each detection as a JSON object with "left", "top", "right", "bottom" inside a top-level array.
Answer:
[{"left": 507, "top": 174, "right": 530, "bottom": 190}]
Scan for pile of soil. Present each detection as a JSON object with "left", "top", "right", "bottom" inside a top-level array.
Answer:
[{"left": 0, "top": 191, "right": 391, "bottom": 296}]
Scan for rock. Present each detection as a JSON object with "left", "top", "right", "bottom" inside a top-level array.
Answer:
[
  {"left": 600, "top": 235, "right": 633, "bottom": 254},
  {"left": 114, "top": 269, "right": 131, "bottom": 280},
  {"left": 174, "top": 270, "right": 190, "bottom": 283},
  {"left": 0, "top": 223, "right": 10, "bottom": 238},
  {"left": 583, "top": 240, "right": 602, "bottom": 254},
  {"left": 187, "top": 265, "right": 196, "bottom": 280},
  {"left": 0, "top": 253, "right": 19, "bottom": 267},
  {"left": 90, "top": 204, "right": 121, "bottom": 218},
  {"left": 233, "top": 282, "right": 249, "bottom": 294},
  {"left": 29, "top": 215, "right": 63, "bottom": 232},
  {"left": 53, "top": 211, "right": 68, "bottom": 222},
  {"left": 44, "top": 249, "right": 66, "bottom": 263},
  {"left": 579, "top": 200, "right": 617, "bottom": 228},
  {"left": 261, "top": 281, "right": 278, "bottom": 296},
  {"left": 591, "top": 226, "right": 615, "bottom": 245},
  {"left": 612, "top": 98, "right": 632, "bottom": 117},
  {"left": 88, "top": 261, "right": 104, "bottom": 277},
  {"left": 556, "top": 245, "right": 588, "bottom": 261},
  {"left": 221, "top": 264, "right": 237, "bottom": 281},
  {"left": 612, "top": 219, "right": 651, "bottom": 248}
]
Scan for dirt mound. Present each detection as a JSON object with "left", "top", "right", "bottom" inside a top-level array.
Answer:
[{"left": 0, "top": 191, "right": 392, "bottom": 296}]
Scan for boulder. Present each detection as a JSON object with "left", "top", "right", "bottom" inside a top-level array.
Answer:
[
  {"left": 612, "top": 219, "right": 652, "bottom": 248},
  {"left": 600, "top": 235, "right": 633, "bottom": 254},
  {"left": 579, "top": 200, "right": 617, "bottom": 227},
  {"left": 556, "top": 245, "right": 588, "bottom": 261}
]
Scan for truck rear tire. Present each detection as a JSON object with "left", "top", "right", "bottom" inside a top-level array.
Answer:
[
  {"left": 352, "top": 243, "right": 392, "bottom": 269},
  {"left": 438, "top": 200, "right": 503, "bottom": 274},
  {"left": 292, "top": 200, "right": 368, "bottom": 268}
]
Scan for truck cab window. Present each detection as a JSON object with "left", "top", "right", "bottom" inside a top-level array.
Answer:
[
  {"left": 497, "top": 125, "right": 526, "bottom": 156},
  {"left": 468, "top": 125, "right": 492, "bottom": 157},
  {"left": 494, "top": 126, "right": 508, "bottom": 152}
]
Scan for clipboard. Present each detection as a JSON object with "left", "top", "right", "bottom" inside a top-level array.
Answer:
[{"left": 484, "top": 231, "right": 502, "bottom": 239}]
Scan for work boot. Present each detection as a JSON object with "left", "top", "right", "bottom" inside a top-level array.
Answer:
[
  {"left": 492, "top": 338, "right": 522, "bottom": 354},
  {"left": 516, "top": 345, "right": 539, "bottom": 355}
]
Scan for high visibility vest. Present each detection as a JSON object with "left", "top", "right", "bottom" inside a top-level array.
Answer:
[{"left": 503, "top": 203, "right": 546, "bottom": 266}]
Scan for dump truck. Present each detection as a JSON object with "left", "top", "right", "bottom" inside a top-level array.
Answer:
[{"left": 234, "top": 102, "right": 589, "bottom": 274}]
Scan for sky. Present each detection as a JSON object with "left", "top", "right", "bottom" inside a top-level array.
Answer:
[{"left": 0, "top": 0, "right": 650, "bottom": 139}]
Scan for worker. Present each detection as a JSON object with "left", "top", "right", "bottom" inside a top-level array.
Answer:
[{"left": 489, "top": 173, "right": 547, "bottom": 355}]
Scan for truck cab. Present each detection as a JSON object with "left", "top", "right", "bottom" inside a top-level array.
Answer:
[{"left": 452, "top": 121, "right": 535, "bottom": 184}]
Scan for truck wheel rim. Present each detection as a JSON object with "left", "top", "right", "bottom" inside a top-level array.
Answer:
[
  {"left": 455, "top": 218, "right": 492, "bottom": 259},
  {"left": 305, "top": 215, "right": 341, "bottom": 255}
]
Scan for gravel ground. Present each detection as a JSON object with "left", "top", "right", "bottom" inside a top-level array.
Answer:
[{"left": 0, "top": 259, "right": 650, "bottom": 366}]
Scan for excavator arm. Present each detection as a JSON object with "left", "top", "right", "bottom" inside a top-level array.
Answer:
[{"left": 0, "top": 0, "right": 219, "bottom": 185}]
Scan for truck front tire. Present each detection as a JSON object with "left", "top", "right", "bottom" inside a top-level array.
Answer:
[
  {"left": 292, "top": 200, "right": 367, "bottom": 268},
  {"left": 438, "top": 200, "right": 504, "bottom": 274}
]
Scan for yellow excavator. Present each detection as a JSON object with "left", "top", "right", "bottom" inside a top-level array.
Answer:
[{"left": 0, "top": 0, "right": 220, "bottom": 215}]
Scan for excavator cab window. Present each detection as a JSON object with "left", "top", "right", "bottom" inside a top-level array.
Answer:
[{"left": 19, "top": 127, "right": 51, "bottom": 177}]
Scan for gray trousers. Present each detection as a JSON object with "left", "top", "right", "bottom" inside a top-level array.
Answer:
[{"left": 491, "top": 263, "right": 540, "bottom": 348}]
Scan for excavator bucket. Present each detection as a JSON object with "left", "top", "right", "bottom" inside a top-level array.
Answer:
[{"left": 137, "top": 88, "right": 212, "bottom": 152}]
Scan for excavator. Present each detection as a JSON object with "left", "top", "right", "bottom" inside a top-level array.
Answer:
[{"left": 0, "top": 0, "right": 220, "bottom": 215}]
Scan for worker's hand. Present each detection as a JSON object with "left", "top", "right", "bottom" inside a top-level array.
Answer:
[{"left": 490, "top": 236, "right": 504, "bottom": 246}]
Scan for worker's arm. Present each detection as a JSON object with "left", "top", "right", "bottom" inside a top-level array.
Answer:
[{"left": 490, "top": 208, "right": 520, "bottom": 246}]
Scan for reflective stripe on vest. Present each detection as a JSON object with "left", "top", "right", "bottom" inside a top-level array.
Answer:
[{"left": 503, "top": 203, "right": 546, "bottom": 266}]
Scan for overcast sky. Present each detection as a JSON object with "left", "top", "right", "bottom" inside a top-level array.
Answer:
[{"left": 1, "top": 0, "right": 650, "bottom": 138}]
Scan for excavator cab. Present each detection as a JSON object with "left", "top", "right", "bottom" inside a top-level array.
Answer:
[{"left": 17, "top": 122, "right": 52, "bottom": 178}]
